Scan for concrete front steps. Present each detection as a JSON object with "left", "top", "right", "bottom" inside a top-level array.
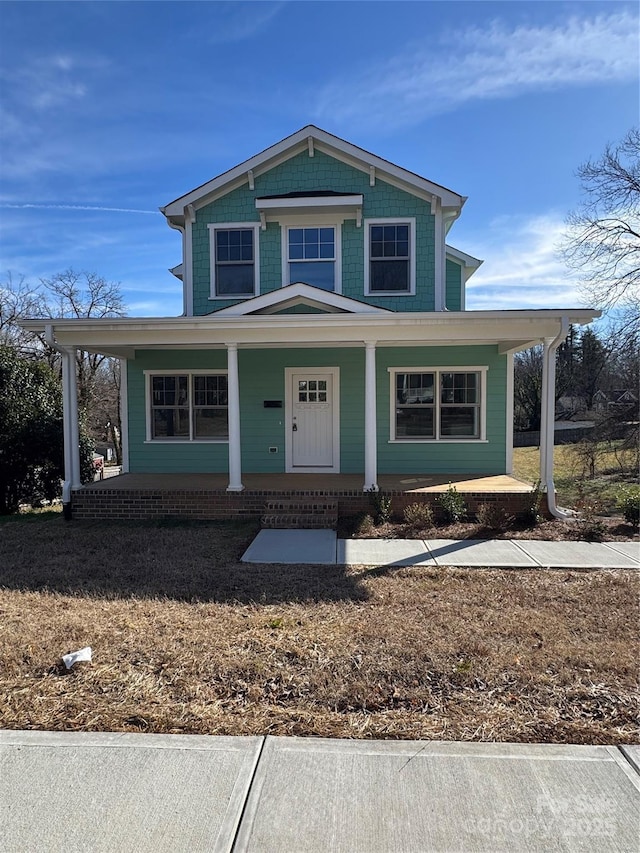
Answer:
[{"left": 261, "top": 498, "right": 338, "bottom": 529}]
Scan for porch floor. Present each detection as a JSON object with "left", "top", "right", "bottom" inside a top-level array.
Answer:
[{"left": 82, "top": 473, "right": 533, "bottom": 494}]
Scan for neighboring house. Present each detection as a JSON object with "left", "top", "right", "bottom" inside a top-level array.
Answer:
[
  {"left": 593, "top": 389, "right": 639, "bottom": 413},
  {"left": 22, "top": 126, "right": 599, "bottom": 519}
]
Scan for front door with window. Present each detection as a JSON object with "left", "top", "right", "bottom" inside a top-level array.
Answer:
[{"left": 286, "top": 369, "right": 339, "bottom": 472}]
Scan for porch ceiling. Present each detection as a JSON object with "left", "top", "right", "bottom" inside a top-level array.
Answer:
[{"left": 21, "top": 309, "right": 600, "bottom": 359}]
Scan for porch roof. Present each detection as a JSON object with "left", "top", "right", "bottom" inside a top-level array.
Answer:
[{"left": 21, "top": 308, "right": 600, "bottom": 359}]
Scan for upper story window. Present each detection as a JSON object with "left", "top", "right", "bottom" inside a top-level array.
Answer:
[
  {"left": 209, "top": 223, "right": 260, "bottom": 299},
  {"left": 365, "top": 218, "right": 416, "bottom": 296},
  {"left": 287, "top": 226, "right": 336, "bottom": 291}
]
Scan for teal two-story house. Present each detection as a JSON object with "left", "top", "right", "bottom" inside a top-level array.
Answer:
[{"left": 24, "top": 127, "right": 598, "bottom": 518}]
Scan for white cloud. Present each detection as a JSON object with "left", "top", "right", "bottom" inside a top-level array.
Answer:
[
  {"left": 0, "top": 203, "right": 158, "bottom": 215},
  {"left": 461, "top": 212, "right": 584, "bottom": 310},
  {"left": 316, "top": 11, "right": 638, "bottom": 130}
]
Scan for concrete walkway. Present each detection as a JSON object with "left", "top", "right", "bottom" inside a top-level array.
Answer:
[
  {"left": 1, "top": 731, "right": 638, "bottom": 852},
  {"left": 242, "top": 529, "right": 640, "bottom": 568}
]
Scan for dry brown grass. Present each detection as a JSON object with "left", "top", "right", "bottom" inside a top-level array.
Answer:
[{"left": 1, "top": 516, "right": 638, "bottom": 744}]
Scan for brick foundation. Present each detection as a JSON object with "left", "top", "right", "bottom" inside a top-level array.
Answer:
[{"left": 71, "top": 486, "right": 536, "bottom": 523}]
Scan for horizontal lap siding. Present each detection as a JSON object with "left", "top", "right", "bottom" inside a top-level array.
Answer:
[
  {"left": 127, "top": 351, "right": 230, "bottom": 473},
  {"left": 126, "top": 345, "right": 506, "bottom": 475},
  {"left": 376, "top": 345, "right": 507, "bottom": 474},
  {"left": 239, "top": 348, "right": 364, "bottom": 474}
]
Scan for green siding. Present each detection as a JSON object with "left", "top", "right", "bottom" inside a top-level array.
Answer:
[
  {"left": 193, "top": 149, "right": 436, "bottom": 315},
  {"left": 127, "top": 345, "right": 506, "bottom": 475},
  {"left": 445, "top": 259, "right": 462, "bottom": 311}
]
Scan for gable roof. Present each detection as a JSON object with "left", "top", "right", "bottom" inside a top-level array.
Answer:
[
  {"left": 208, "top": 282, "right": 393, "bottom": 316},
  {"left": 161, "top": 126, "right": 465, "bottom": 222}
]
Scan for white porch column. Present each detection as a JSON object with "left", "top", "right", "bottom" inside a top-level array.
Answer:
[
  {"left": 119, "top": 358, "right": 129, "bottom": 473},
  {"left": 62, "top": 349, "right": 81, "bottom": 493},
  {"left": 226, "top": 342, "right": 244, "bottom": 492},
  {"left": 540, "top": 336, "right": 557, "bottom": 487},
  {"left": 363, "top": 341, "right": 378, "bottom": 491}
]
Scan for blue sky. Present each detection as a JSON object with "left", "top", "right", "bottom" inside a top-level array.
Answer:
[{"left": 0, "top": 1, "right": 637, "bottom": 317}]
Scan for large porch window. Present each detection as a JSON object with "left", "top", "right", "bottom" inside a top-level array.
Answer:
[
  {"left": 147, "top": 371, "right": 228, "bottom": 441},
  {"left": 390, "top": 367, "right": 486, "bottom": 441}
]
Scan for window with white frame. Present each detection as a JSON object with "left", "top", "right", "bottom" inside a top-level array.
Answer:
[
  {"left": 209, "top": 224, "right": 258, "bottom": 298},
  {"left": 148, "top": 373, "right": 228, "bottom": 440},
  {"left": 366, "top": 219, "right": 416, "bottom": 295},
  {"left": 287, "top": 226, "right": 336, "bottom": 291},
  {"left": 391, "top": 368, "right": 485, "bottom": 440}
]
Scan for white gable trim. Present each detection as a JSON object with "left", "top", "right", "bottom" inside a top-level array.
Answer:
[
  {"left": 162, "top": 126, "right": 464, "bottom": 218},
  {"left": 208, "top": 282, "right": 393, "bottom": 316}
]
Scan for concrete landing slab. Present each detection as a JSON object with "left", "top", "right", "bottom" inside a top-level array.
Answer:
[
  {"left": 515, "top": 540, "right": 640, "bottom": 568},
  {"left": 602, "top": 541, "right": 640, "bottom": 564},
  {"left": 234, "top": 737, "right": 640, "bottom": 853},
  {"left": 0, "top": 730, "right": 262, "bottom": 853},
  {"left": 425, "top": 538, "right": 538, "bottom": 567},
  {"left": 241, "top": 529, "right": 337, "bottom": 564},
  {"left": 337, "top": 538, "right": 435, "bottom": 566}
]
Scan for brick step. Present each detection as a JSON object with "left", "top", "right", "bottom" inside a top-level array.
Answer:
[
  {"left": 261, "top": 513, "right": 337, "bottom": 529},
  {"left": 261, "top": 498, "right": 338, "bottom": 529}
]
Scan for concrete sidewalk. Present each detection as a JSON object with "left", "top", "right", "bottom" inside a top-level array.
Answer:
[
  {"left": 1, "top": 731, "right": 638, "bottom": 852},
  {"left": 242, "top": 529, "right": 640, "bottom": 568}
]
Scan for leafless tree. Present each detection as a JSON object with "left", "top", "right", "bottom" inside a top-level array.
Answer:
[{"left": 562, "top": 128, "right": 640, "bottom": 311}]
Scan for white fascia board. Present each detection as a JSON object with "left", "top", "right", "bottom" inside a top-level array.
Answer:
[
  {"left": 20, "top": 309, "right": 600, "bottom": 353},
  {"left": 256, "top": 194, "right": 363, "bottom": 211},
  {"left": 162, "top": 125, "right": 464, "bottom": 218},
  {"left": 210, "top": 282, "right": 392, "bottom": 316},
  {"left": 445, "top": 245, "right": 483, "bottom": 269}
]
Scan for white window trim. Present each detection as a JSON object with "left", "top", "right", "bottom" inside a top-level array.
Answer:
[
  {"left": 388, "top": 366, "right": 487, "bottom": 443},
  {"left": 365, "top": 217, "right": 416, "bottom": 297},
  {"left": 281, "top": 223, "right": 342, "bottom": 294},
  {"left": 208, "top": 222, "right": 260, "bottom": 300},
  {"left": 144, "top": 369, "right": 229, "bottom": 443}
]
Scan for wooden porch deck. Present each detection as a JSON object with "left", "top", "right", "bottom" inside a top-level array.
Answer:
[{"left": 82, "top": 472, "right": 533, "bottom": 494}]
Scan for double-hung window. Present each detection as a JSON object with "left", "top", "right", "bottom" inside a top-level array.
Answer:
[
  {"left": 391, "top": 368, "right": 485, "bottom": 441},
  {"left": 148, "top": 372, "right": 228, "bottom": 441},
  {"left": 366, "top": 219, "right": 416, "bottom": 295},
  {"left": 287, "top": 227, "right": 336, "bottom": 291},
  {"left": 209, "top": 224, "right": 259, "bottom": 298}
]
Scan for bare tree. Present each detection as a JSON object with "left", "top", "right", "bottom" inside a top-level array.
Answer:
[
  {"left": 562, "top": 128, "right": 640, "bottom": 311},
  {"left": 0, "top": 273, "right": 45, "bottom": 350}
]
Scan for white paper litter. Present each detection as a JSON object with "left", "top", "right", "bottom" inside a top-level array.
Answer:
[{"left": 62, "top": 646, "right": 92, "bottom": 669}]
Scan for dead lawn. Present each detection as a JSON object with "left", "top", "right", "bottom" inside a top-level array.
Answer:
[{"left": 0, "top": 517, "right": 638, "bottom": 744}]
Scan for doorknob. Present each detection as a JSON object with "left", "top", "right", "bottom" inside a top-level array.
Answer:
[{"left": 292, "top": 422, "right": 297, "bottom": 431}]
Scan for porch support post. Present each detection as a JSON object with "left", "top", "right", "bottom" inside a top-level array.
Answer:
[
  {"left": 540, "top": 317, "right": 570, "bottom": 518},
  {"left": 226, "top": 342, "right": 244, "bottom": 492},
  {"left": 62, "top": 348, "right": 82, "bottom": 492},
  {"left": 363, "top": 341, "right": 378, "bottom": 492},
  {"left": 68, "top": 349, "right": 82, "bottom": 489}
]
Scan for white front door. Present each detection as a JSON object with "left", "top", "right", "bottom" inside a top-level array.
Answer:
[{"left": 286, "top": 369, "right": 339, "bottom": 472}]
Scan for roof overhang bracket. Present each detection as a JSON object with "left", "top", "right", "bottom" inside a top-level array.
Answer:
[
  {"left": 369, "top": 166, "right": 375, "bottom": 187},
  {"left": 247, "top": 169, "right": 255, "bottom": 190},
  {"left": 185, "top": 204, "right": 196, "bottom": 225},
  {"left": 308, "top": 136, "right": 314, "bottom": 157},
  {"left": 259, "top": 211, "right": 267, "bottom": 231}
]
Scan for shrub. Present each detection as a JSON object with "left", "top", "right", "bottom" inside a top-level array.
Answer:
[
  {"left": 367, "top": 489, "right": 392, "bottom": 525},
  {"left": 524, "top": 479, "right": 544, "bottom": 525},
  {"left": 574, "top": 495, "right": 606, "bottom": 541},
  {"left": 403, "top": 502, "right": 434, "bottom": 530},
  {"left": 355, "top": 513, "right": 375, "bottom": 535},
  {"left": 616, "top": 485, "right": 640, "bottom": 528},
  {"left": 476, "top": 503, "right": 512, "bottom": 531},
  {"left": 437, "top": 483, "right": 467, "bottom": 523}
]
